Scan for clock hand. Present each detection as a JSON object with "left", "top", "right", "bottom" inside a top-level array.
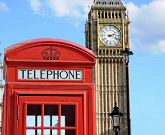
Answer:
[
  {"left": 110, "top": 33, "right": 119, "bottom": 39},
  {"left": 107, "top": 33, "right": 115, "bottom": 37}
]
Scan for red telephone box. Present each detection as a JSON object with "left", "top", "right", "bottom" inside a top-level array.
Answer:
[{"left": 3, "top": 38, "right": 96, "bottom": 135}]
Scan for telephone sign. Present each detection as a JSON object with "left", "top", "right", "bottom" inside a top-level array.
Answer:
[{"left": 18, "top": 69, "right": 83, "bottom": 80}]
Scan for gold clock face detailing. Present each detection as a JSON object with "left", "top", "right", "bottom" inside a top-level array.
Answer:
[{"left": 99, "top": 25, "right": 121, "bottom": 46}]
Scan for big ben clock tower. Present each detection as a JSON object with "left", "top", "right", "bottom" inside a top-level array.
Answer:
[{"left": 85, "top": 0, "right": 132, "bottom": 135}]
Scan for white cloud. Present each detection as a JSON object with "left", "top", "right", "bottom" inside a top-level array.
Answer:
[
  {"left": 29, "top": 0, "right": 41, "bottom": 15},
  {"left": 127, "top": 0, "right": 165, "bottom": 54},
  {"left": 29, "top": 0, "right": 92, "bottom": 18},
  {"left": 0, "top": 1, "right": 9, "bottom": 12},
  {"left": 153, "top": 40, "right": 165, "bottom": 54},
  {"left": 47, "top": 0, "right": 91, "bottom": 18}
]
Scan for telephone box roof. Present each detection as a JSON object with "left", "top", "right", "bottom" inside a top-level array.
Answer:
[{"left": 5, "top": 38, "right": 95, "bottom": 64}]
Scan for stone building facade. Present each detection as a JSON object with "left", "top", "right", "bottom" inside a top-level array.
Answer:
[{"left": 85, "top": 0, "right": 131, "bottom": 135}]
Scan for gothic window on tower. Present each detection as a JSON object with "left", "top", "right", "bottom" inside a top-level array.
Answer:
[
  {"left": 110, "top": 2, "right": 113, "bottom": 5},
  {"left": 102, "top": 12, "right": 104, "bottom": 18},
  {"left": 116, "top": 13, "right": 118, "bottom": 18},
  {"left": 115, "top": 2, "right": 120, "bottom": 5},
  {"left": 119, "top": 13, "right": 122, "bottom": 18},
  {"left": 98, "top": 11, "right": 100, "bottom": 18},
  {"left": 106, "top": 50, "right": 109, "bottom": 55},
  {"left": 108, "top": 12, "right": 111, "bottom": 18},
  {"left": 105, "top": 12, "right": 107, "bottom": 18},
  {"left": 112, "top": 13, "right": 114, "bottom": 18}
]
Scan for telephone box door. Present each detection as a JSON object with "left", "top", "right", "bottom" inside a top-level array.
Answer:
[{"left": 18, "top": 95, "right": 83, "bottom": 135}]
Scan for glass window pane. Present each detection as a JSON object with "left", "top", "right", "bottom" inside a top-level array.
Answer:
[
  {"left": 44, "top": 129, "right": 58, "bottom": 135},
  {"left": 52, "top": 116, "right": 59, "bottom": 127},
  {"left": 44, "top": 129, "right": 50, "bottom": 135},
  {"left": 61, "top": 116, "right": 65, "bottom": 127},
  {"left": 26, "top": 129, "right": 41, "bottom": 135},
  {"left": 61, "top": 129, "right": 65, "bottom": 135},
  {"left": 61, "top": 105, "right": 75, "bottom": 127},
  {"left": 61, "top": 130, "right": 75, "bottom": 135},
  {"left": 113, "top": 115, "right": 120, "bottom": 127},
  {"left": 44, "top": 105, "right": 58, "bottom": 127},
  {"left": 27, "top": 105, "right": 41, "bottom": 127},
  {"left": 52, "top": 130, "right": 58, "bottom": 135}
]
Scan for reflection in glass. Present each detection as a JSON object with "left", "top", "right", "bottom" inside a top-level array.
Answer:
[
  {"left": 26, "top": 129, "right": 41, "bottom": 135},
  {"left": 44, "top": 105, "right": 58, "bottom": 127},
  {"left": 61, "top": 105, "right": 75, "bottom": 127},
  {"left": 52, "top": 116, "right": 58, "bottom": 127},
  {"left": 44, "top": 129, "right": 58, "bottom": 135},
  {"left": 27, "top": 105, "right": 41, "bottom": 127}
]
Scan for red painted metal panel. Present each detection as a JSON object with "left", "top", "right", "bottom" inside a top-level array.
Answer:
[{"left": 2, "top": 38, "right": 96, "bottom": 135}]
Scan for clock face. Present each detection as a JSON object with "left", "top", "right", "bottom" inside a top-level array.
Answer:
[{"left": 99, "top": 25, "right": 121, "bottom": 46}]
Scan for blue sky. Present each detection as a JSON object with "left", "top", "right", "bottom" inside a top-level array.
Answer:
[{"left": 0, "top": 0, "right": 165, "bottom": 135}]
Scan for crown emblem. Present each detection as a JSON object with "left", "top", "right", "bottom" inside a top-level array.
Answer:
[{"left": 42, "top": 46, "right": 61, "bottom": 60}]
